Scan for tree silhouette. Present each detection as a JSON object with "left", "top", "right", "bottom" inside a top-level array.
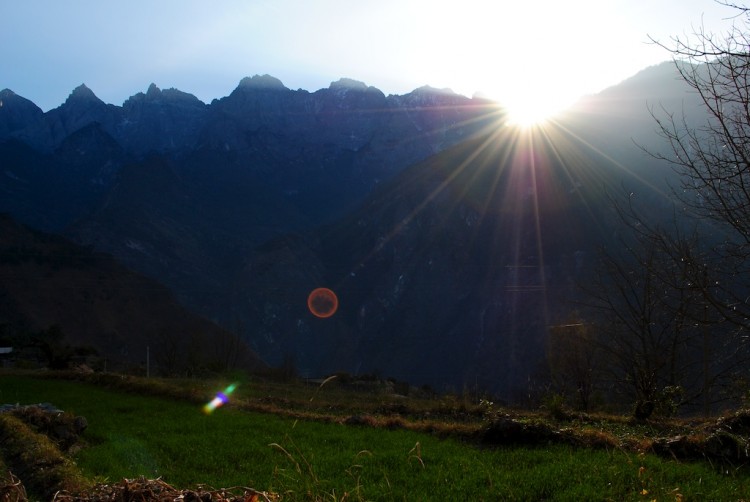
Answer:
[
  {"left": 581, "top": 202, "right": 709, "bottom": 417},
  {"left": 546, "top": 316, "right": 600, "bottom": 411},
  {"left": 650, "top": 3, "right": 750, "bottom": 331}
]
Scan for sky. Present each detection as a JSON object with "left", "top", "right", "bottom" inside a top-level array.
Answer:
[{"left": 1, "top": 0, "right": 741, "bottom": 115}]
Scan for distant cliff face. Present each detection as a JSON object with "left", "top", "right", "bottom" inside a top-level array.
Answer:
[
  {"left": 234, "top": 126, "right": 623, "bottom": 395},
  {"left": 0, "top": 75, "right": 502, "bottom": 376},
  {"left": 0, "top": 66, "right": 701, "bottom": 396},
  {"left": 1, "top": 77, "right": 499, "bottom": 235}
]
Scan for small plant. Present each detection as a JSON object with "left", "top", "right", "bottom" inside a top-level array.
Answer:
[
  {"left": 654, "top": 386, "right": 683, "bottom": 418},
  {"left": 407, "top": 442, "right": 424, "bottom": 469},
  {"left": 542, "top": 393, "right": 569, "bottom": 421},
  {"left": 268, "top": 436, "right": 373, "bottom": 501},
  {"left": 478, "top": 398, "right": 497, "bottom": 422}
]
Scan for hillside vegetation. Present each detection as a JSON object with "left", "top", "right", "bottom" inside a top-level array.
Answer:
[{"left": 1, "top": 371, "right": 749, "bottom": 500}]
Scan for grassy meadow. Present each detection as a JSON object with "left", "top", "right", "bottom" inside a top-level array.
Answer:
[{"left": 1, "top": 373, "right": 749, "bottom": 501}]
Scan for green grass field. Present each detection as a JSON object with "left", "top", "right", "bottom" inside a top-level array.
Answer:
[{"left": 1, "top": 374, "right": 749, "bottom": 501}]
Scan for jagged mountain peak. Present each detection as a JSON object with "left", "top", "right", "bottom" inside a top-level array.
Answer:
[
  {"left": 67, "top": 83, "right": 101, "bottom": 103},
  {"left": 160, "top": 87, "right": 204, "bottom": 104},
  {"left": 0, "top": 62, "right": 709, "bottom": 394},
  {"left": 146, "top": 82, "right": 161, "bottom": 98},
  {"left": 412, "top": 85, "right": 457, "bottom": 96},
  {"left": 237, "top": 74, "right": 288, "bottom": 91},
  {"left": 122, "top": 83, "right": 204, "bottom": 107},
  {"left": 0, "top": 88, "right": 42, "bottom": 111},
  {"left": 391, "top": 84, "right": 470, "bottom": 108},
  {"left": 329, "top": 78, "right": 368, "bottom": 91},
  {"left": 0, "top": 88, "right": 45, "bottom": 138}
]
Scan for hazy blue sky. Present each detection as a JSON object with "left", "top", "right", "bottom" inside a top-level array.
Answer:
[{"left": 1, "top": 0, "right": 740, "bottom": 113}]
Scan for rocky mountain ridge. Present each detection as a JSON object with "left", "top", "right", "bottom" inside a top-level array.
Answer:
[
  {"left": 0, "top": 74, "right": 503, "bottom": 379},
  {"left": 0, "top": 64, "right": 705, "bottom": 396},
  {"left": 1, "top": 75, "right": 497, "bottom": 156}
]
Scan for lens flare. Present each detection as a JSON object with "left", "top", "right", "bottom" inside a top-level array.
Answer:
[
  {"left": 307, "top": 287, "right": 338, "bottom": 318},
  {"left": 203, "top": 383, "right": 237, "bottom": 414}
]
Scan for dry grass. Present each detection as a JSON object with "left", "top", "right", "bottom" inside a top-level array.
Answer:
[
  {"left": 0, "top": 469, "right": 28, "bottom": 502},
  {"left": 0, "top": 414, "right": 91, "bottom": 500},
  {"left": 51, "top": 477, "right": 277, "bottom": 502}
]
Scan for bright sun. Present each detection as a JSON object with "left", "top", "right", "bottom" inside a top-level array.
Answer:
[
  {"left": 501, "top": 93, "right": 574, "bottom": 128},
  {"left": 489, "top": 78, "right": 581, "bottom": 128},
  {"left": 504, "top": 102, "right": 554, "bottom": 128}
]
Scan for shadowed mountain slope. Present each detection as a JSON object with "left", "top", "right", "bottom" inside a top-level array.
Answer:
[
  {"left": 0, "top": 65, "right": 710, "bottom": 393},
  {"left": 234, "top": 122, "right": 654, "bottom": 395},
  {"left": 0, "top": 214, "right": 264, "bottom": 374}
]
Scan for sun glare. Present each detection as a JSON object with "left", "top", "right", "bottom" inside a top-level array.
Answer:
[
  {"left": 504, "top": 102, "right": 553, "bottom": 128},
  {"left": 495, "top": 83, "right": 581, "bottom": 129},
  {"left": 501, "top": 94, "right": 576, "bottom": 128}
]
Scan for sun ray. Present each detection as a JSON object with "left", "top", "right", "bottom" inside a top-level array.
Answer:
[
  {"left": 549, "top": 118, "right": 672, "bottom": 200},
  {"left": 526, "top": 131, "right": 551, "bottom": 329},
  {"left": 536, "top": 122, "right": 617, "bottom": 241},
  {"left": 343, "top": 124, "right": 509, "bottom": 281}
]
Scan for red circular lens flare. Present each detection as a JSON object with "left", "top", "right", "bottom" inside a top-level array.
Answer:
[{"left": 307, "top": 288, "right": 339, "bottom": 318}]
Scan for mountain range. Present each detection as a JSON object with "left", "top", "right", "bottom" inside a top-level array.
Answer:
[{"left": 0, "top": 64, "right": 702, "bottom": 396}]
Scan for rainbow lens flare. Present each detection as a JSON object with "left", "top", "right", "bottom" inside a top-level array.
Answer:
[{"left": 203, "top": 383, "right": 237, "bottom": 414}]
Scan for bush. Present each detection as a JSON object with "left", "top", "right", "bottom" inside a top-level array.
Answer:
[{"left": 542, "top": 393, "right": 570, "bottom": 421}]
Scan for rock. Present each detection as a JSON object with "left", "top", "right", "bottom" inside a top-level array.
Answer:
[
  {"left": 715, "top": 409, "right": 750, "bottom": 435},
  {"left": 651, "top": 435, "right": 702, "bottom": 459},
  {"left": 53, "top": 423, "right": 75, "bottom": 442},
  {"left": 183, "top": 491, "right": 201, "bottom": 502},
  {"left": 75, "top": 364, "right": 94, "bottom": 374},
  {"left": 0, "top": 403, "right": 20, "bottom": 413},
  {"left": 704, "top": 432, "right": 749, "bottom": 462},
  {"left": 37, "top": 402, "right": 62, "bottom": 414},
  {"left": 652, "top": 432, "right": 750, "bottom": 463},
  {"left": 73, "top": 415, "right": 88, "bottom": 434}
]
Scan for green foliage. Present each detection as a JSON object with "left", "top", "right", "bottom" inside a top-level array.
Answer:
[
  {"left": 477, "top": 398, "right": 496, "bottom": 422},
  {"left": 542, "top": 393, "right": 570, "bottom": 421},
  {"left": 654, "top": 386, "right": 684, "bottom": 418},
  {"left": 2, "top": 374, "right": 750, "bottom": 500}
]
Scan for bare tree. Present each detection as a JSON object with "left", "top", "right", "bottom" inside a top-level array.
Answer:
[
  {"left": 650, "top": 3, "right": 750, "bottom": 330},
  {"left": 626, "top": 3, "right": 750, "bottom": 413},
  {"left": 153, "top": 328, "right": 182, "bottom": 376},
  {"left": 546, "top": 316, "right": 600, "bottom": 411},
  {"left": 599, "top": 195, "right": 750, "bottom": 415},
  {"left": 584, "top": 195, "right": 728, "bottom": 418}
]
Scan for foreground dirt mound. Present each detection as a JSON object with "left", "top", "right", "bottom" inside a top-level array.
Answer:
[
  {"left": 478, "top": 417, "right": 561, "bottom": 446},
  {"left": 0, "top": 405, "right": 277, "bottom": 502},
  {"left": 652, "top": 409, "right": 750, "bottom": 463},
  {"left": 5, "top": 404, "right": 88, "bottom": 452},
  {"left": 478, "top": 411, "right": 750, "bottom": 464},
  {"left": 0, "top": 413, "right": 89, "bottom": 500}
]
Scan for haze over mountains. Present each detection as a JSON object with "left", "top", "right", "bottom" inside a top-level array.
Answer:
[{"left": 0, "top": 63, "right": 702, "bottom": 397}]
